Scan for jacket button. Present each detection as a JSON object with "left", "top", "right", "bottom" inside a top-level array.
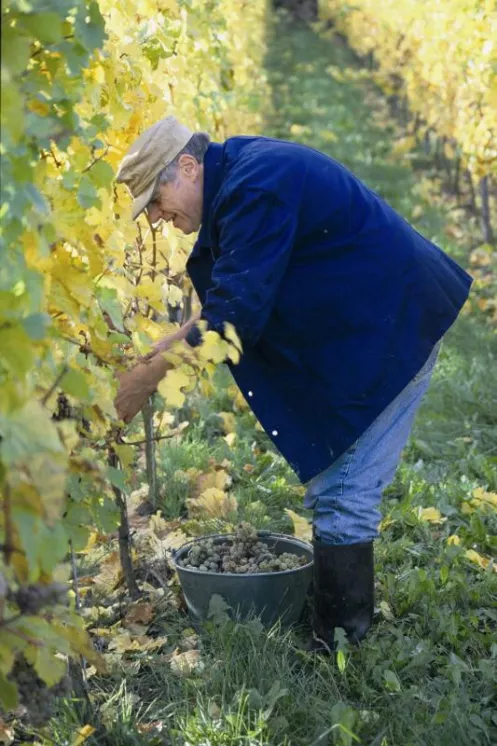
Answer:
[
  {"left": 272, "top": 430, "right": 278, "bottom": 436},
  {"left": 248, "top": 391, "right": 253, "bottom": 397}
]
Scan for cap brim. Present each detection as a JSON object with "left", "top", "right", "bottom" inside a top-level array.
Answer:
[{"left": 131, "top": 179, "right": 156, "bottom": 221}]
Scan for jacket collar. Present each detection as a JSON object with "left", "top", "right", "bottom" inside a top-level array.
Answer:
[{"left": 191, "top": 142, "right": 225, "bottom": 256}]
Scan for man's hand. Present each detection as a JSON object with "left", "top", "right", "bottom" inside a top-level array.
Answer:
[
  {"left": 142, "top": 313, "right": 200, "bottom": 362},
  {"left": 114, "top": 361, "right": 161, "bottom": 423},
  {"left": 114, "top": 315, "right": 200, "bottom": 424}
]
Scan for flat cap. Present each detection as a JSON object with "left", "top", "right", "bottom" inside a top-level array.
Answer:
[{"left": 116, "top": 116, "right": 193, "bottom": 220}]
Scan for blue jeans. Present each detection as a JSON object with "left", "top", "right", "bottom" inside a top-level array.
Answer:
[{"left": 303, "top": 344, "right": 440, "bottom": 545}]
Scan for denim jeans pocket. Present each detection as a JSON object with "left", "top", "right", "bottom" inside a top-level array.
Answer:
[{"left": 303, "top": 438, "right": 359, "bottom": 509}]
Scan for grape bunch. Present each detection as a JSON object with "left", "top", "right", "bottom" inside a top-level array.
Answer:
[
  {"left": 9, "top": 657, "right": 72, "bottom": 726},
  {"left": 12, "top": 582, "right": 67, "bottom": 614},
  {"left": 177, "top": 522, "right": 309, "bottom": 574}
]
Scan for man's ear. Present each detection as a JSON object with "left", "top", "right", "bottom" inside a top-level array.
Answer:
[{"left": 179, "top": 154, "right": 198, "bottom": 179}]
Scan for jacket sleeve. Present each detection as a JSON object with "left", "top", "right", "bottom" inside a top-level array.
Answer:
[{"left": 186, "top": 187, "right": 297, "bottom": 350}]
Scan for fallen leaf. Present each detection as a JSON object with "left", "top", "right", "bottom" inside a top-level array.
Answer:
[
  {"left": 471, "top": 488, "right": 497, "bottom": 511},
  {"left": 137, "top": 721, "right": 166, "bottom": 734},
  {"left": 464, "top": 549, "right": 496, "bottom": 572},
  {"left": 0, "top": 720, "right": 14, "bottom": 746},
  {"left": 108, "top": 633, "right": 142, "bottom": 654},
  {"left": 71, "top": 724, "right": 96, "bottom": 746},
  {"left": 108, "top": 632, "right": 168, "bottom": 654},
  {"left": 416, "top": 507, "right": 446, "bottom": 524},
  {"left": 194, "top": 467, "right": 232, "bottom": 496},
  {"left": 218, "top": 411, "right": 236, "bottom": 434},
  {"left": 123, "top": 622, "right": 149, "bottom": 636},
  {"left": 447, "top": 535, "right": 461, "bottom": 546},
  {"left": 187, "top": 487, "right": 238, "bottom": 519},
  {"left": 469, "top": 247, "right": 493, "bottom": 267},
  {"left": 148, "top": 528, "right": 189, "bottom": 558},
  {"left": 169, "top": 648, "right": 204, "bottom": 676},
  {"left": 92, "top": 550, "right": 123, "bottom": 590},
  {"left": 124, "top": 601, "right": 154, "bottom": 626}
]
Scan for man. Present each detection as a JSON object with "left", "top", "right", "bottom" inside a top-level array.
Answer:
[{"left": 115, "top": 116, "right": 472, "bottom": 648}]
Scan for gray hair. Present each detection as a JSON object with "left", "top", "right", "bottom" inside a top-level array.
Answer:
[{"left": 151, "top": 131, "right": 210, "bottom": 200}]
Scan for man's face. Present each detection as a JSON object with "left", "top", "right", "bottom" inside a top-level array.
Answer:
[{"left": 146, "top": 154, "right": 204, "bottom": 234}]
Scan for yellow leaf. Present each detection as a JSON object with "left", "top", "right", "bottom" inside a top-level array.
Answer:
[
  {"left": 71, "top": 724, "right": 96, "bottom": 746},
  {"left": 464, "top": 549, "right": 496, "bottom": 572},
  {"left": 148, "top": 528, "right": 189, "bottom": 558},
  {"left": 224, "top": 432, "right": 237, "bottom": 447},
  {"left": 392, "top": 135, "right": 417, "bottom": 156},
  {"left": 197, "top": 330, "right": 231, "bottom": 364},
  {"left": 416, "top": 507, "right": 446, "bottom": 524},
  {"left": 113, "top": 444, "right": 135, "bottom": 470},
  {"left": 169, "top": 648, "right": 204, "bottom": 676},
  {"left": 108, "top": 633, "right": 142, "bottom": 653},
  {"left": 92, "top": 550, "right": 123, "bottom": 591},
  {"left": 157, "top": 368, "right": 192, "bottom": 408},
  {"left": 194, "top": 468, "right": 232, "bottom": 496},
  {"left": 218, "top": 412, "right": 236, "bottom": 435},
  {"left": 447, "top": 534, "right": 460, "bottom": 546},
  {"left": 469, "top": 248, "right": 492, "bottom": 267},
  {"left": 284, "top": 509, "right": 312, "bottom": 542},
  {"left": 223, "top": 322, "right": 242, "bottom": 351},
  {"left": 471, "top": 488, "right": 497, "bottom": 511},
  {"left": 187, "top": 487, "right": 238, "bottom": 519}
]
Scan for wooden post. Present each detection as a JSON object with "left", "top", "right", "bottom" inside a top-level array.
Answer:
[
  {"left": 479, "top": 176, "right": 494, "bottom": 244},
  {"left": 142, "top": 397, "right": 158, "bottom": 510},
  {"left": 108, "top": 450, "right": 140, "bottom": 599}
]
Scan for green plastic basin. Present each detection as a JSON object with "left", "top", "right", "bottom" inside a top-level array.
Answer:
[{"left": 172, "top": 531, "right": 314, "bottom": 626}]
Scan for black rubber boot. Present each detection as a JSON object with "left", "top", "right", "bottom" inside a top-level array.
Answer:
[{"left": 311, "top": 539, "right": 374, "bottom": 651}]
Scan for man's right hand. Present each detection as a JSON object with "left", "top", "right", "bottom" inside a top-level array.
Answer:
[
  {"left": 114, "top": 315, "right": 200, "bottom": 424},
  {"left": 114, "top": 357, "right": 169, "bottom": 423}
]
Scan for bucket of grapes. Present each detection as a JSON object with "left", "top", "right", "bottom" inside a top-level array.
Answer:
[{"left": 172, "top": 523, "right": 313, "bottom": 626}]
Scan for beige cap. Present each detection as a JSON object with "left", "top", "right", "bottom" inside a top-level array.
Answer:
[{"left": 116, "top": 116, "right": 193, "bottom": 220}]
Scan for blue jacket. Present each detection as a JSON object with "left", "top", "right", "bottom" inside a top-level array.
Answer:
[{"left": 186, "top": 137, "right": 472, "bottom": 483}]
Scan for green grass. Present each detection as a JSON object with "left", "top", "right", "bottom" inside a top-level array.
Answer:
[{"left": 47, "top": 16, "right": 497, "bottom": 746}]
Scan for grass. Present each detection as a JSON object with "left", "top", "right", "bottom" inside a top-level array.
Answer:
[{"left": 47, "top": 15, "right": 497, "bottom": 746}]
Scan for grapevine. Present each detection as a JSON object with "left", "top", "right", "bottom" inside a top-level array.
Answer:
[{"left": 0, "top": 0, "right": 269, "bottom": 722}]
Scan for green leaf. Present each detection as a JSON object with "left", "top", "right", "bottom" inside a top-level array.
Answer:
[
  {"left": 21, "top": 12, "right": 64, "bottom": 44},
  {"left": 26, "top": 183, "right": 50, "bottom": 215},
  {"left": 89, "top": 160, "right": 114, "bottom": 189},
  {"left": 0, "top": 401, "right": 63, "bottom": 465},
  {"left": 22, "top": 312, "right": 50, "bottom": 340},
  {"left": 33, "top": 646, "right": 67, "bottom": 686},
  {"left": 106, "top": 466, "right": 128, "bottom": 493},
  {"left": 383, "top": 669, "right": 401, "bottom": 692},
  {"left": 1, "top": 26, "right": 31, "bottom": 76},
  {"left": 207, "top": 594, "right": 230, "bottom": 624},
  {"left": 77, "top": 174, "right": 100, "bottom": 209},
  {"left": 337, "top": 648, "right": 347, "bottom": 673},
  {"left": 0, "top": 82, "right": 25, "bottom": 142},
  {"left": 61, "top": 368, "right": 91, "bottom": 401},
  {"left": 0, "top": 325, "right": 34, "bottom": 376},
  {"left": 74, "top": 0, "right": 106, "bottom": 53},
  {"left": 0, "top": 671, "right": 19, "bottom": 712},
  {"left": 98, "top": 287, "right": 124, "bottom": 332},
  {"left": 40, "top": 523, "right": 69, "bottom": 574}
]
